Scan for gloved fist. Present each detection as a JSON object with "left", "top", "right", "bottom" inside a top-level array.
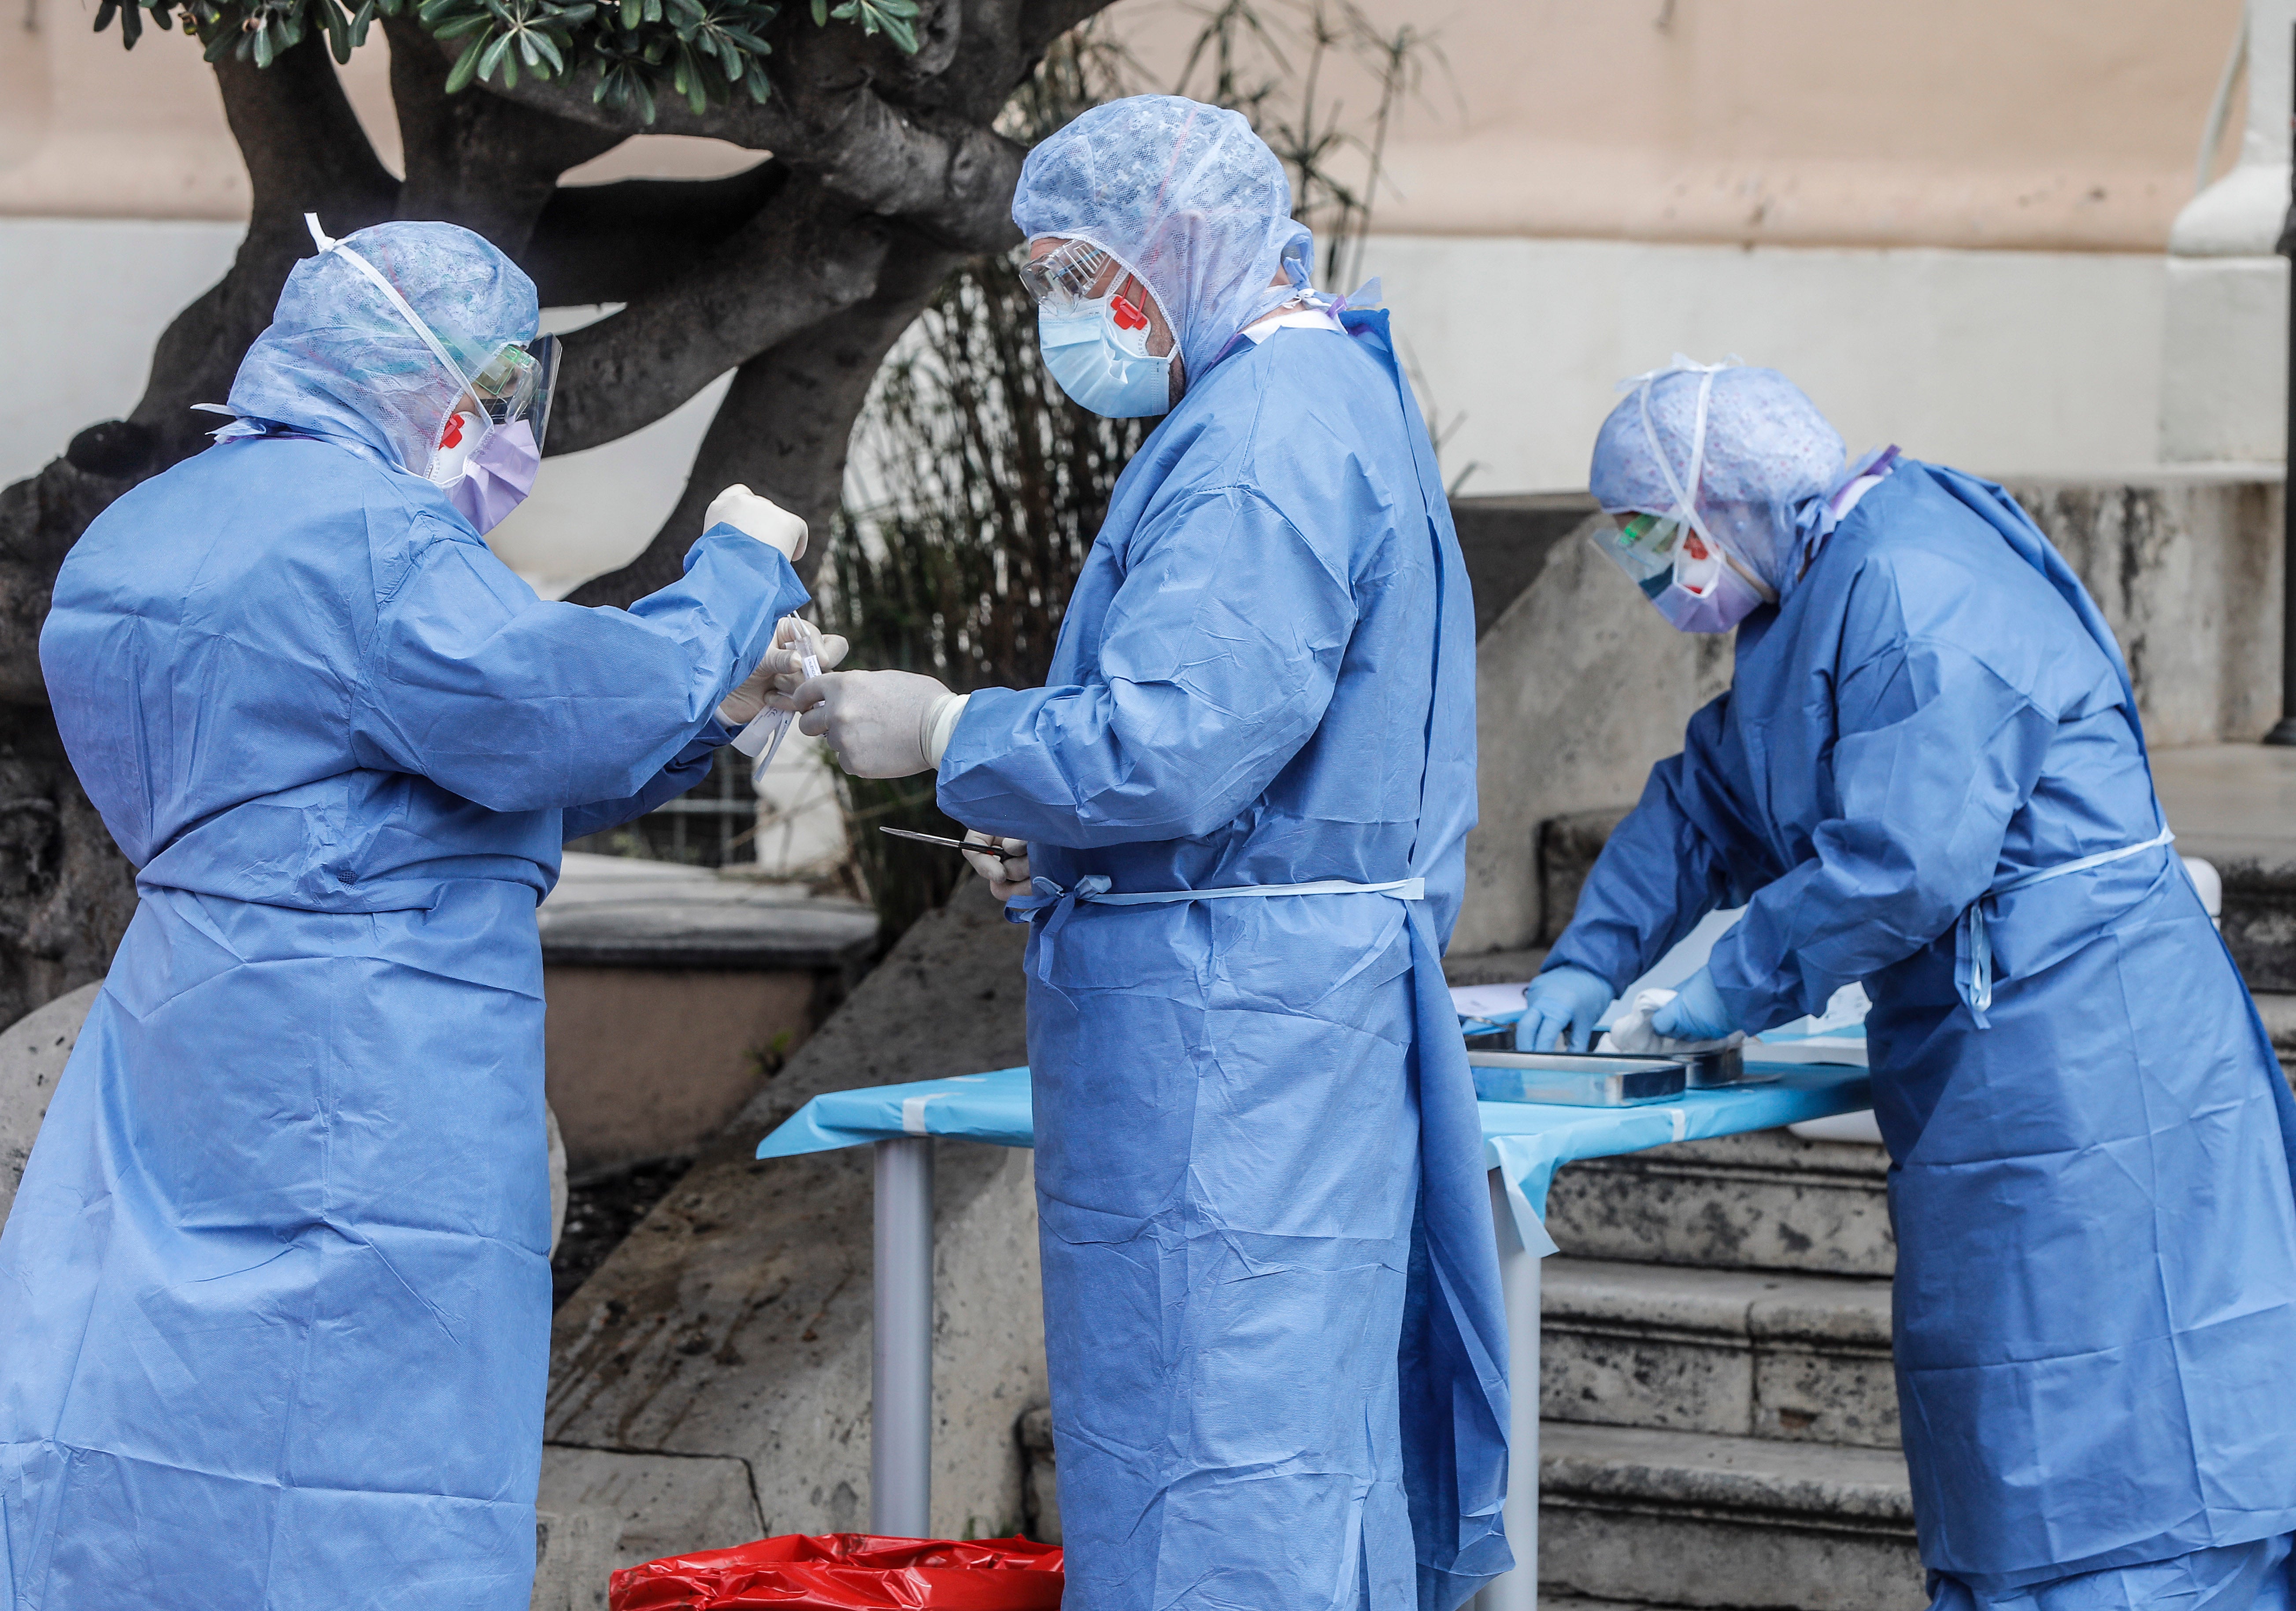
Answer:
[
  {"left": 718, "top": 617, "right": 851, "bottom": 728},
  {"left": 797, "top": 669, "right": 957, "bottom": 779},
  {"left": 1516, "top": 965, "right": 1615, "bottom": 1052},
  {"left": 961, "top": 830, "right": 1032, "bottom": 902},
  {"left": 706, "top": 483, "right": 808, "bottom": 562},
  {"left": 1650, "top": 967, "right": 1735, "bottom": 1043}
]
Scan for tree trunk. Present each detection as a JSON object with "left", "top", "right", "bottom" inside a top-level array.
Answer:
[{"left": 0, "top": 33, "right": 399, "bottom": 1026}]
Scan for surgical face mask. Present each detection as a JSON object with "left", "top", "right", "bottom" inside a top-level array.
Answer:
[
  {"left": 427, "top": 411, "right": 541, "bottom": 534},
  {"left": 1037, "top": 292, "right": 1175, "bottom": 419}
]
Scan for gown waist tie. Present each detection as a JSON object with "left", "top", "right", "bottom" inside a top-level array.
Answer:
[
  {"left": 1006, "top": 874, "right": 1426, "bottom": 980},
  {"left": 1960, "top": 824, "right": 2175, "bottom": 1025}
]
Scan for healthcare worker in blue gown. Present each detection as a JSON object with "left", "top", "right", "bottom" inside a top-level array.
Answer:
[
  {"left": 1521, "top": 359, "right": 2296, "bottom": 1611},
  {"left": 0, "top": 217, "right": 840, "bottom": 1610},
  {"left": 797, "top": 96, "right": 1511, "bottom": 1611}
]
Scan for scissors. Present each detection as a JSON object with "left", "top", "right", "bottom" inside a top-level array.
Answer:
[{"left": 878, "top": 827, "right": 1029, "bottom": 866}]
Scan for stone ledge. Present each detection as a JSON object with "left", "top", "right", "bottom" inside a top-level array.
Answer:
[
  {"left": 1541, "top": 1422, "right": 1913, "bottom": 1525},
  {"left": 1543, "top": 1258, "right": 1898, "bottom": 1449},
  {"left": 1538, "top": 1422, "right": 1924, "bottom": 1611},
  {"left": 538, "top": 899, "right": 880, "bottom": 972},
  {"left": 1547, "top": 1129, "right": 1896, "bottom": 1278}
]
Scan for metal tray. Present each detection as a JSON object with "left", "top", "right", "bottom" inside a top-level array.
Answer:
[{"left": 1467, "top": 1051, "right": 1688, "bottom": 1107}]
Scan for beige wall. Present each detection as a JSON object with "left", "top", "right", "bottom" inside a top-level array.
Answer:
[
  {"left": 4, "top": 1, "right": 2246, "bottom": 244},
  {"left": 0, "top": 19, "right": 752, "bottom": 220},
  {"left": 1121, "top": 0, "right": 2244, "bottom": 252}
]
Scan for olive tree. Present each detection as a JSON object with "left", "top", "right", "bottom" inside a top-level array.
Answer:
[{"left": 0, "top": 0, "right": 1114, "bottom": 1026}]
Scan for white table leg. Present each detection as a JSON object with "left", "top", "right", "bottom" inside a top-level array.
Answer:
[
  {"left": 872, "top": 1136, "right": 935, "bottom": 1537},
  {"left": 1474, "top": 1168, "right": 1542, "bottom": 1611}
]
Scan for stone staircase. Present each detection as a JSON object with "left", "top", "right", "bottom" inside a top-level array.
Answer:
[{"left": 1533, "top": 1131, "right": 1918, "bottom": 1611}]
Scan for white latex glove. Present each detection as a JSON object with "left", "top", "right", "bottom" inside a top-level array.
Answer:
[
  {"left": 796, "top": 669, "right": 957, "bottom": 778},
  {"left": 1600, "top": 986, "right": 1747, "bottom": 1056},
  {"left": 961, "top": 830, "right": 1032, "bottom": 902},
  {"left": 717, "top": 617, "right": 850, "bottom": 728},
  {"left": 705, "top": 483, "right": 808, "bottom": 562}
]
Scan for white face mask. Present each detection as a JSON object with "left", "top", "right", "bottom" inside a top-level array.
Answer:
[{"left": 1037, "top": 288, "right": 1175, "bottom": 419}]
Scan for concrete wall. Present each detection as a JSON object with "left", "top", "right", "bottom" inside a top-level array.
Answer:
[
  {"left": 1452, "top": 473, "right": 2285, "bottom": 957},
  {"left": 1364, "top": 235, "right": 2172, "bottom": 497}
]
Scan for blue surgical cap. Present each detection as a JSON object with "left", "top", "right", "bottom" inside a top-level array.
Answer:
[
  {"left": 229, "top": 220, "right": 539, "bottom": 476},
  {"left": 1013, "top": 95, "right": 1313, "bottom": 388},
  {"left": 1589, "top": 362, "right": 1848, "bottom": 594}
]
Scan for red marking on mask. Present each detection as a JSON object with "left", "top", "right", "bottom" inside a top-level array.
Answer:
[
  {"left": 439, "top": 413, "right": 465, "bottom": 450},
  {"left": 1684, "top": 534, "right": 1709, "bottom": 561},
  {"left": 1110, "top": 295, "right": 1149, "bottom": 332}
]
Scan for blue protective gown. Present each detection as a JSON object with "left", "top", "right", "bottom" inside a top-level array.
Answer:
[
  {"left": 939, "top": 312, "right": 1510, "bottom": 1611},
  {"left": 1, "top": 430, "right": 798, "bottom": 1609},
  {"left": 1548, "top": 462, "right": 2296, "bottom": 1592}
]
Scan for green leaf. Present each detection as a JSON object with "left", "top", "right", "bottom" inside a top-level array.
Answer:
[
  {"left": 251, "top": 17, "right": 274, "bottom": 65},
  {"left": 477, "top": 28, "right": 512, "bottom": 78},
  {"left": 877, "top": 8, "right": 913, "bottom": 51},
  {"left": 500, "top": 47, "right": 518, "bottom": 85},
  {"left": 93, "top": 0, "right": 118, "bottom": 33},
  {"left": 444, "top": 32, "right": 485, "bottom": 88},
  {"left": 810, "top": 0, "right": 824, "bottom": 22},
  {"left": 529, "top": 27, "right": 563, "bottom": 70}
]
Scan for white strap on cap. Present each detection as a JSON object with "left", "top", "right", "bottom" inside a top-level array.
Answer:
[
  {"left": 1632, "top": 354, "right": 1729, "bottom": 545},
  {"left": 304, "top": 212, "right": 478, "bottom": 402}
]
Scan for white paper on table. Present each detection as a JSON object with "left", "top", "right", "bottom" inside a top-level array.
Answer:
[{"left": 1450, "top": 983, "right": 1534, "bottom": 1020}]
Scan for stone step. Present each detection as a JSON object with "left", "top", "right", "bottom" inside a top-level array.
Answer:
[
  {"left": 1537, "top": 1421, "right": 1922, "bottom": 1611},
  {"left": 1542, "top": 1258, "right": 1897, "bottom": 1450},
  {"left": 1546, "top": 1127, "right": 1896, "bottom": 1277}
]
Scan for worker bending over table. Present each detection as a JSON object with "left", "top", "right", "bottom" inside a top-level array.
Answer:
[
  {"left": 1522, "top": 360, "right": 2296, "bottom": 1611},
  {"left": 798, "top": 95, "right": 1511, "bottom": 1611}
]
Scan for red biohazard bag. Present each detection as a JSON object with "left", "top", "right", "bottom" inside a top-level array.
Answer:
[{"left": 609, "top": 1533, "right": 1063, "bottom": 1611}]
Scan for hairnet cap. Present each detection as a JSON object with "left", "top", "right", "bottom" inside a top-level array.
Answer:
[
  {"left": 1590, "top": 364, "right": 1846, "bottom": 593},
  {"left": 1014, "top": 95, "right": 1314, "bottom": 386},
  {"left": 228, "top": 220, "right": 539, "bottom": 475}
]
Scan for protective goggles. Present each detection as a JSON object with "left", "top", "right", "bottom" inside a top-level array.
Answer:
[
  {"left": 1018, "top": 238, "right": 1118, "bottom": 313},
  {"left": 469, "top": 334, "right": 560, "bottom": 452},
  {"left": 1593, "top": 511, "right": 1692, "bottom": 591}
]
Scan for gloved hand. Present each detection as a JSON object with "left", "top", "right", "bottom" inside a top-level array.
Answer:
[
  {"left": 961, "top": 829, "right": 1032, "bottom": 902},
  {"left": 1650, "top": 967, "right": 1735, "bottom": 1043},
  {"left": 705, "top": 483, "right": 808, "bottom": 562},
  {"left": 718, "top": 617, "right": 850, "bottom": 728},
  {"left": 1516, "top": 966, "right": 1615, "bottom": 1052},
  {"left": 796, "top": 669, "right": 959, "bottom": 778}
]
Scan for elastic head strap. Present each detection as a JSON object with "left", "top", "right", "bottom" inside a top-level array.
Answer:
[
  {"left": 305, "top": 213, "right": 480, "bottom": 405},
  {"left": 1633, "top": 357, "right": 1723, "bottom": 545}
]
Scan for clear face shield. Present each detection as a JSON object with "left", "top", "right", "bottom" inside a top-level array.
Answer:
[
  {"left": 467, "top": 333, "right": 560, "bottom": 453},
  {"left": 303, "top": 214, "right": 553, "bottom": 532}
]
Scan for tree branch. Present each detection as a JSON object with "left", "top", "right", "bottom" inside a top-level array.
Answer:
[
  {"left": 566, "top": 231, "right": 959, "bottom": 609},
  {"left": 458, "top": 38, "right": 1027, "bottom": 252},
  {"left": 122, "top": 36, "right": 400, "bottom": 473},
  {"left": 544, "top": 175, "right": 893, "bottom": 455},
  {"left": 385, "top": 15, "right": 627, "bottom": 256},
  {"left": 524, "top": 163, "right": 786, "bottom": 307}
]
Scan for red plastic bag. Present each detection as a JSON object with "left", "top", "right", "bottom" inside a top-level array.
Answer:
[{"left": 609, "top": 1533, "right": 1063, "bottom": 1611}]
